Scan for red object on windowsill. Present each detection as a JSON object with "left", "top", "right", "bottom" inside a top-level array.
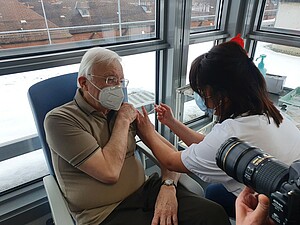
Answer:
[{"left": 229, "top": 33, "right": 244, "bottom": 49}]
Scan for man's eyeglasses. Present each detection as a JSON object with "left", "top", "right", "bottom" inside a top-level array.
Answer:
[{"left": 89, "top": 75, "right": 129, "bottom": 87}]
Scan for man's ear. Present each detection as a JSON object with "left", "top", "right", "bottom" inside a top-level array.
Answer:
[{"left": 78, "top": 76, "right": 88, "bottom": 90}]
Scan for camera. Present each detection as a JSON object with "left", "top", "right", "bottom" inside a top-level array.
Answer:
[{"left": 216, "top": 137, "right": 300, "bottom": 225}]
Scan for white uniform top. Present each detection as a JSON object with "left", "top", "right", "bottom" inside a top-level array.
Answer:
[{"left": 181, "top": 114, "right": 300, "bottom": 196}]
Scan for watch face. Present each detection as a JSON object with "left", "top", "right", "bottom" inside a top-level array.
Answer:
[{"left": 164, "top": 179, "right": 174, "bottom": 186}]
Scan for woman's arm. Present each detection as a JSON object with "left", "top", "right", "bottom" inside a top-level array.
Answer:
[{"left": 155, "top": 103, "right": 205, "bottom": 146}]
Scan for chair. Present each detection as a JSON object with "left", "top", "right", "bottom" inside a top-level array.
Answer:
[
  {"left": 28, "top": 73, "right": 204, "bottom": 225},
  {"left": 28, "top": 73, "right": 78, "bottom": 176},
  {"left": 28, "top": 73, "right": 78, "bottom": 225}
]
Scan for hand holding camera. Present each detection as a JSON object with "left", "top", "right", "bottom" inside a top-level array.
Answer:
[{"left": 216, "top": 137, "right": 300, "bottom": 225}]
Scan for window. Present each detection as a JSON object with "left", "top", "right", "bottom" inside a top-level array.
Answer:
[
  {"left": 254, "top": 41, "right": 300, "bottom": 89},
  {"left": 0, "top": 0, "right": 157, "bottom": 51},
  {"left": 247, "top": 0, "right": 300, "bottom": 90},
  {"left": 184, "top": 0, "right": 227, "bottom": 127},
  {"left": 261, "top": 0, "right": 300, "bottom": 33},
  {"left": 174, "top": 41, "right": 215, "bottom": 125},
  {"left": 186, "top": 41, "right": 214, "bottom": 84},
  {"left": 0, "top": 150, "right": 48, "bottom": 193},
  {"left": 0, "top": 0, "right": 162, "bottom": 196},
  {"left": 0, "top": 52, "right": 156, "bottom": 194},
  {"left": 190, "top": 0, "right": 222, "bottom": 33},
  {"left": 122, "top": 52, "right": 156, "bottom": 122},
  {"left": 0, "top": 64, "right": 78, "bottom": 194}
]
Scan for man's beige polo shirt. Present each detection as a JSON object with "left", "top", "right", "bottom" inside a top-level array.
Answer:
[{"left": 44, "top": 89, "right": 145, "bottom": 225}]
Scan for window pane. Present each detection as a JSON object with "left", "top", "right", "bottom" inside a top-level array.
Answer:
[
  {"left": 261, "top": 0, "right": 300, "bottom": 33},
  {"left": 178, "top": 41, "right": 214, "bottom": 123},
  {"left": 0, "top": 150, "right": 48, "bottom": 193},
  {"left": 0, "top": 0, "right": 156, "bottom": 50},
  {"left": 0, "top": 52, "right": 156, "bottom": 193},
  {"left": 186, "top": 41, "right": 214, "bottom": 84},
  {"left": 190, "top": 0, "right": 221, "bottom": 33},
  {"left": 122, "top": 52, "right": 156, "bottom": 122},
  {"left": 0, "top": 65, "right": 79, "bottom": 145},
  {"left": 254, "top": 41, "right": 300, "bottom": 89},
  {"left": 0, "top": 64, "right": 79, "bottom": 193}
]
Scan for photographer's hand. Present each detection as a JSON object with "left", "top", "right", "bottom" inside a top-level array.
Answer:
[{"left": 236, "top": 187, "right": 275, "bottom": 225}]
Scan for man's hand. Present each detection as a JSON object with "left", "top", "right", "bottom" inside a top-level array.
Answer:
[
  {"left": 236, "top": 187, "right": 275, "bottom": 225},
  {"left": 151, "top": 185, "right": 178, "bottom": 225},
  {"left": 117, "top": 103, "right": 137, "bottom": 124},
  {"left": 136, "top": 106, "right": 156, "bottom": 139}
]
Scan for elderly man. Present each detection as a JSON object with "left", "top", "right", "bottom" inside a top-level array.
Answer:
[{"left": 44, "top": 47, "right": 230, "bottom": 225}]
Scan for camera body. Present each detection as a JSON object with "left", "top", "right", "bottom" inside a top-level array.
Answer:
[
  {"left": 269, "top": 164, "right": 300, "bottom": 225},
  {"left": 216, "top": 137, "right": 300, "bottom": 225}
]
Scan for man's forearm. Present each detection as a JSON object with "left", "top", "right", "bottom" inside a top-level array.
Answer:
[
  {"left": 102, "top": 119, "right": 130, "bottom": 172},
  {"left": 78, "top": 117, "right": 133, "bottom": 183},
  {"left": 155, "top": 131, "right": 181, "bottom": 183}
]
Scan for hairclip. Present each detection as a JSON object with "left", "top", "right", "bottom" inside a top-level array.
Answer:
[{"left": 229, "top": 33, "right": 244, "bottom": 49}]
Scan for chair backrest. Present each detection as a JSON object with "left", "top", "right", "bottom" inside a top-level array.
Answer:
[{"left": 28, "top": 73, "right": 78, "bottom": 175}]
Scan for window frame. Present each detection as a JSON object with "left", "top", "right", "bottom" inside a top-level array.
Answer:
[
  {"left": 156, "top": 0, "right": 230, "bottom": 142},
  {"left": 5, "top": 0, "right": 300, "bottom": 223},
  {"left": 0, "top": 0, "right": 233, "bottom": 171},
  {"left": 0, "top": 0, "right": 166, "bottom": 164},
  {"left": 244, "top": 0, "right": 300, "bottom": 56},
  {"left": 0, "top": 0, "right": 163, "bottom": 180},
  {"left": 0, "top": 0, "right": 251, "bottom": 199},
  {"left": 0, "top": 1, "right": 263, "bottom": 223},
  {"left": 0, "top": 0, "right": 163, "bottom": 76}
]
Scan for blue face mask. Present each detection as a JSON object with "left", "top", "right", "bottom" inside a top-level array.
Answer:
[
  {"left": 122, "top": 86, "right": 128, "bottom": 102},
  {"left": 194, "top": 92, "right": 214, "bottom": 116}
]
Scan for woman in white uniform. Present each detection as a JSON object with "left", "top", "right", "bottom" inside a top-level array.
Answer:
[{"left": 136, "top": 37, "right": 300, "bottom": 218}]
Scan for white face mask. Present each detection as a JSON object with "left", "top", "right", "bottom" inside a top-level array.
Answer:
[{"left": 88, "top": 80, "right": 124, "bottom": 111}]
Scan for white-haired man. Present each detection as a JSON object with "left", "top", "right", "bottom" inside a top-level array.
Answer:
[{"left": 44, "top": 47, "right": 230, "bottom": 225}]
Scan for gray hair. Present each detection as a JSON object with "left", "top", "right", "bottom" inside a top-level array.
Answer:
[{"left": 77, "top": 47, "right": 121, "bottom": 87}]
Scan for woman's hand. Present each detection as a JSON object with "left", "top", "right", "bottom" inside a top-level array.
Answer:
[{"left": 155, "top": 103, "right": 176, "bottom": 127}]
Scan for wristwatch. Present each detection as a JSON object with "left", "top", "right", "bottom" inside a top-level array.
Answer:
[{"left": 161, "top": 179, "right": 176, "bottom": 188}]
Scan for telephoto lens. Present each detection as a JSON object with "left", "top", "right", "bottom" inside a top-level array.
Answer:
[{"left": 216, "top": 137, "right": 289, "bottom": 197}]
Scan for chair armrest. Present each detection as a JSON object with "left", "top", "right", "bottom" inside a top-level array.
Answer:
[
  {"left": 136, "top": 141, "right": 204, "bottom": 196},
  {"left": 43, "top": 175, "right": 74, "bottom": 225},
  {"left": 136, "top": 141, "right": 159, "bottom": 165}
]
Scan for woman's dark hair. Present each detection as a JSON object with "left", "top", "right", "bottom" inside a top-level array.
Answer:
[{"left": 189, "top": 41, "right": 283, "bottom": 126}]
